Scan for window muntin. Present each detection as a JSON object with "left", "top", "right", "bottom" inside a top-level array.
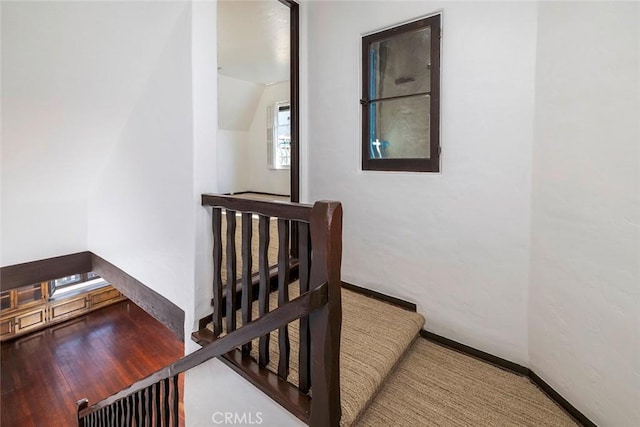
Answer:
[{"left": 362, "top": 15, "right": 441, "bottom": 172}]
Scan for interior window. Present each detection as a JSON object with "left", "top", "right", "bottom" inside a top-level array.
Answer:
[
  {"left": 361, "top": 14, "right": 441, "bottom": 172},
  {"left": 49, "top": 272, "right": 106, "bottom": 299}
]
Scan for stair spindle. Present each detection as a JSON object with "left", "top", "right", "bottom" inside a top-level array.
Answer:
[
  {"left": 162, "top": 378, "right": 170, "bottom": 426},
  {"left": 277, "top": 218, "right": 291, "bottom": 380},
  {"left": 226, "top": 210, "right": 238, "bottom": 333},
  {"left": 258, "top": 215, "right": 270, "bottom": 367},
  {"left": 153, "top": 380, "right": 161, "bottom": 426},
  {"left": 171, "top": 375, "right": 179, "bottom": 427},
  {"left": 241, "top": 212, "right": 253, "bottom": 356},
  {"left": 212, "top": 208, "right": 223, "bottom": 336}
]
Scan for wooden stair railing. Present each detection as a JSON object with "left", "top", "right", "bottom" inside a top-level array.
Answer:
[
  {"left": 199, "top": 195, "right": 343, "bottom": 426},
  {"left": 76, "top": 283, "right": 329, "bottom": 426},
  {"left": 77, "top": 196, "right": 343, "bottom": 426}
]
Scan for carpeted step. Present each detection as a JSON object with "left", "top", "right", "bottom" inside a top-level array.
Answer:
[
  {"left": 332, "top": 288, "right": 424, "bottom": 426},
  {"left": 209, "top": 283, "right": 425, "bottom": 426},
  {"left": 356, "top": 340, "right": 577, "bottom": 427}
]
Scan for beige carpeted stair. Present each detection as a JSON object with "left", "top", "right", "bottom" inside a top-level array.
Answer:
[
  {"left": 211, "top": 283, "right": 425, "bottom": 426},
  {"left": 211, "top": 283, "right": 577, "bottom": 426},
  {"left": 357, "top": 340, "right": 577, "bottom": 427}
]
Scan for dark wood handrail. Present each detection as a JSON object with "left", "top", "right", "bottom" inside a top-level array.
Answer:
[
  {"left": 201, "top": 194, "right": 313, "bottom": 222},
  {"left": 77, "top": 282, "right": 328, "bottom": 419}
]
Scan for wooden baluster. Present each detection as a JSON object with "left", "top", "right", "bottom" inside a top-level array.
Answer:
[
  {"left": 241, "top": 212, "right": 253, "bottom": 356},
  {"left": 163, "top": 378, "right": 170, "bottom": 427},
  {"left": 132, "top": 393, "right": 141, "bottom": 426},
  {"left": 298, "top": 221, "right": 312, "bottom": 393},
  {"left": 148, "top": 386, "right": 154, "bottom": 426},
  {"left": 119, "top": 399, "right": 125, "bottom": 426},
  {"left": 140, "top": 387, "right": 151, "bottom": 426},
  {"left": 113, "top": 401, "right": 118, "bottom": 426},
  {"left": 140, "top": 390, "right": 145, "bottom": 426},
  {"left": 147, "top": 386, "right": 153, "bottom": 426},
  {"left": 226, "top": 210, "right": 237, "bottom": 333},
  {"left": 124, "top": 395, "right": 131, "bottom": 425},
  {"left": 154, "top": 382, "right": 161, "bottom": 426},
  {"left": 212, "top": 208, "right": 223, "bottom": 336},
  {"left": 258, "top": 215, "right": 270, "bottom": 367},
  {"left": 171, "top": 375, "right": 180, "bottom": 427},
  {"left": 277, "top": 218, "right": 291, "bottom": 380},
  {"left": 309, "top": 201, "right": 343, "bottom": 427}
]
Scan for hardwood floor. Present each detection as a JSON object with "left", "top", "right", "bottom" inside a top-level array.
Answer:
[{"left": 1, "top": 300, "right": 184, "bottom": 426}]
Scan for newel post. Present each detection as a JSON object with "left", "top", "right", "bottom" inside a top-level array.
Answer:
[
  {"left": 308, "top": 201, "right": 343, "bottom": 426},
  {"left": 76, "top": 398, "right": 88, "bottom": 427}
]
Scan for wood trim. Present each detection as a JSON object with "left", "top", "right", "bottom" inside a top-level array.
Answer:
[
  {"left": 420, "top": 330, "right": 529, "bottom": 375},
  {"left": 341, "top": 281, "right": 416, "bottom": 312},
  {"left": 219, "top": 350, "right": 311, "bottom": 424},
  {"left": 288, "top": 0, "right": 300, "bottom": 205},
  {"left": 90, "top": 254, "right": 185, "bottom": 341},
  {"left": 1, "top": 252, "right": 92, "bottom": 291},
  {"left": 529, "top": 371, "right": 597, "bottom": 427},
  {"left": 420, "top": 330, "right": 597, "bottom": 427}
]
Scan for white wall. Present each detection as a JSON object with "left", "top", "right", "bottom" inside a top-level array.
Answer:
[
  {"left": 192, "top": 0, "right": 219, "bottom": 351},
  {"left": 306, "top": 1, "right": 536, "bottom": 365},
  {"left": 87, "top": 2, "right": 195, "bottom": 319},
  {"left": 185, "top": 358, "right": 304, "bottom": 427},
  {"left": 247, "top": 81, "right": 291, "bottom": 196},
  {"left": 529, "top": 2, "right": 640, "bottom": 425},
  {"left": 0, "top": 2, "right": 189, "bottom": 265},
  {"left": 218, "top": 130, "right": 250, "bottom": 194},
  {"left": 216, "top": 74, "right": 263, "bottom": 194},
  {"left": 218, "top": 75, "right": 263, "bottom": 132}
]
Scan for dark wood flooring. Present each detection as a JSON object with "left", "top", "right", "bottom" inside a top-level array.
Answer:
[{"left": 1, "top": 300, "right": 184, "bottom": 426}]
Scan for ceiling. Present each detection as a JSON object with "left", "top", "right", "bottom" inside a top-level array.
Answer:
[{"left": 218, "top": 1, "right": 290, "bottom": 85}]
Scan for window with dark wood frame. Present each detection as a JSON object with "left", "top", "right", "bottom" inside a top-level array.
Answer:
[{"left": 361, "top": 14, "right": 441, "bottom": 172}]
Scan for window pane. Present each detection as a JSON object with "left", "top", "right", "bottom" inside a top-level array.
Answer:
[
  {"left": 17, "top": 284, "right": 43, "bottom": 305},
  {"left": 276, "top": 106, "right": 291, "bottom": 168},
  {"left": 54, "top": 274, "right": 82, "bottom": 287},
  {"left": 1, "top": 291, "right": 12, "bottom": 310},
  {"left": 368, "top": 95, "right": 431, "bottom": 159},
  {"left": 369, "top": 27, "right": 431, "bottom": 100}
]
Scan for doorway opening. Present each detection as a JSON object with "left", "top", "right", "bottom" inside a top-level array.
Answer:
[{"left": 216, "top": 0, "right": 299, "bottom": 203}]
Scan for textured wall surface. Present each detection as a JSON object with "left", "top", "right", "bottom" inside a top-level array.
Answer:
[
  {"left": 529, "top": 2, "right": 640, "bottom": 425},
  {"left": 307, "top": 1, "right": 537, "bottom": 366}
]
